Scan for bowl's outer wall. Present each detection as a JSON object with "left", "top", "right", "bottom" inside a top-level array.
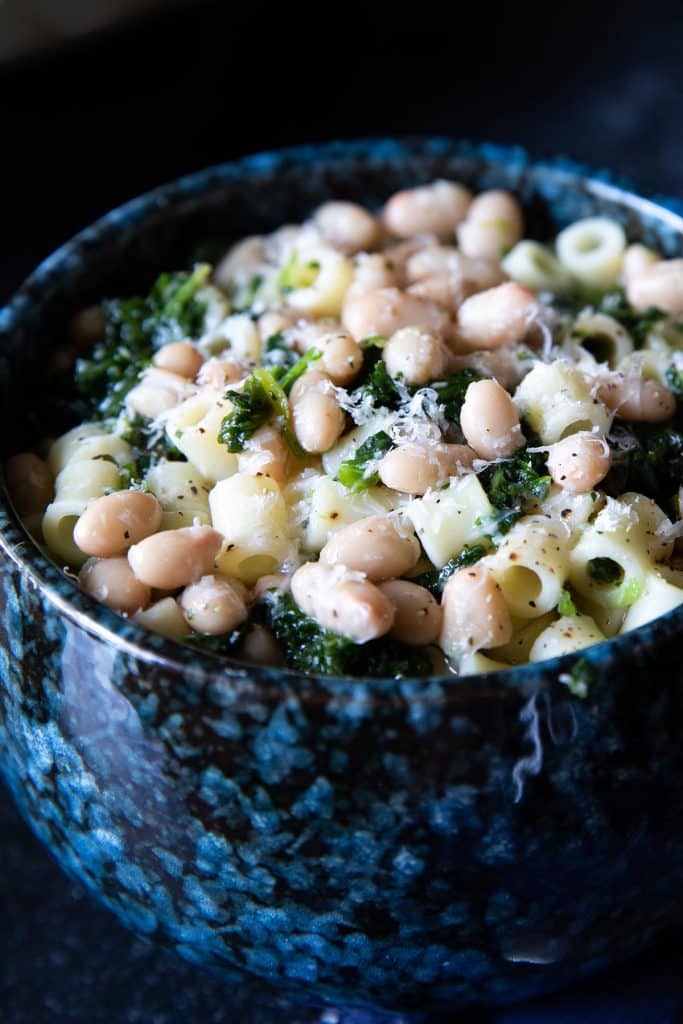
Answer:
[{"left": 2, "top": 140, "right": 683, "bottom": 1013}]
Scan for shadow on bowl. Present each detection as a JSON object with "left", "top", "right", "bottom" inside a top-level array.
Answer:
[{"left": 1, "top": 139, "right": 683, "bottom": 1018}]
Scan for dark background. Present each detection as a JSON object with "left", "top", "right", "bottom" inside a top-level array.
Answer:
[{"left": 3, "top": 2, "right": 683, "bottom": 1020}]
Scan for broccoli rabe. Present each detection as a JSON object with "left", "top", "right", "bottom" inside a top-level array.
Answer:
[
  {"left": 262, "top": 331, "right": 299, "bottom": 372},
  {"left": 260, "top": 590, "right": 432, "bottom": 677},
  {"left": 336, "top": 431, "right": 394, "bottom": 493},
  {"left": 478, "top": 447, "right": 551, "bottom": 534},
  {"left": 119, "top": 414, "right": 184, "bottom": 477},
  {"left": 411, "top": 544, "right": 488, "bottom": 597},
  {"left": 75, "top": 266, "right": 210, "bottom": 417},
  {"left": 557, "top": 589, "right": 578, "bottom": 617},
  {"left": 560, "top": 657, "right": 596, "bottom": 699},
  {"left": 604, "top": 422, "right": 683, "bottom": 514}
]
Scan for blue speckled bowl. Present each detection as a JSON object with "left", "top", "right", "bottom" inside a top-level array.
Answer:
[{"left": 2, "top": 139, "right": 683, "bottom": 1020}]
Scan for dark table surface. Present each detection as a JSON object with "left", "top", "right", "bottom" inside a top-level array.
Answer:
[{"left": 3, "top": 3, "right": 683, "bottom": 1020}]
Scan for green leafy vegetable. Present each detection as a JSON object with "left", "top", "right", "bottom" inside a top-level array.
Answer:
[
  {"left": 479, "top": 448, "right": 551, "bottom": 534},
  {"left": 666, "top": 363, "right": 683, "bottom": 399},
  {"left": 336, "top": 431, "right": 394, "bottom": 493},
  {"left": 411, "top": 544, "right": 488, "bottom": 597},
  {"left": 603, "top": 423, "right": 683, "bottom": 513},
  {"left": 587, "top": 557, "right": 623, "bottom": 585},
  {"left": 219, "top": 367, "right": 301, "bottom": 455},
  {"left": 557, "top": 589, "right": 578, "bottom": 617},
  {"left": 118, "top": 414, "right": 184, "bottom": 477},
  {"left": 277, "top": 348, "right": 322, "bottom": 393},
  {"left": 356, "top": 356, "right": 404, "bottom": 409},
  {"left": 561, "top": 656, "right": 596, "bottom": 699},
  {"left": 75, "top": 266, "right": 210, "bottom": 417},
  {"left": 231, "top": 274, "right": 264, "bottom": 313},
  {"left": 262, "top": 331, "right": 298, "bottom": 372},
  {"left": 184, "top": 622, "right": 250, "bottom": 656},
  {"left": 596, "top": 290, "right": 666, "bottom": 346},
  {"left": 615, "top": 577, "right": 643, "bottom": 607},
  {"left": 261, "top": 590, "right": 431, "bottom": 677}
]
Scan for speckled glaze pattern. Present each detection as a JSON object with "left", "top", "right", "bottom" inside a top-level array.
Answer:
[{"left": 2, "top": 140, "right": 683, "bottom": 1017}]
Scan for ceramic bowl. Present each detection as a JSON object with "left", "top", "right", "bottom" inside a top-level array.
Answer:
[{"left": 2, "top": 139, "right": 683, "bottom": 1020}]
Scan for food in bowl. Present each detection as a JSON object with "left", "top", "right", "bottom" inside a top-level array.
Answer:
[{"left": 5, "top": 180, "right": 683, "bottom": 680}]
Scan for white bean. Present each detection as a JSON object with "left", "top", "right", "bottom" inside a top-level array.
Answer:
[
  {"left": 251, "top": 572, "right": 293, "bottom": 601},
  {"left": 440, "top": 564, "right": 512, "bottom": 656},
  {"left": 460, "top": 379, "right": 525, "bottom": 459},
  {"left": 383, "top": 326, "right": 448, "bottom": 385},
  {"left": 153, "top": 341, "right": 204, "bottom": 379},
  {"left": 80, "top": 557, "right": 151, "bottom": 615},
  {"left": 406, "top": 245, "right": 505, "bottom": 290},
  {"left": 291, "top": 561, "right": 395, "bottom": 643},
  {"left": 74, "top": 490, "right": 163, "bottom": 557},
  {"left": 345, "top": 253, "right": 399, "bottom": 302},
  {"left": 378, "top": 443, "right": 474, "bottom": 494},
  {"left": 457, "top": 190, "right": 524, "bottom": 261},
  {"left": 196, "top": 356, "right": 252, "bottom": 390},
  {"left": 290, "top": 371, "right": 346, "bottom": 454},
  {"left": 626, "top": 259, "right": 683, "bottom": 314},
  {"left": 406, "top": 274, "right": 475, "bottom": 313},
  {"left": 546, "top": 433, "right": 612, "bottom": 493},
  {"left": 456, "top": 282, "right": 541, "bottom": 351},
  {"left": 342, "top": 286, "right": 450, "bottom": 342},
  {"left": 597, "top": 373, "right": 676, "bottom": 422},
  {"left": 237, "top": 425, "right": 293, "bottom": 485},
  {"left": 126, "top": 368, "right": 194, "bottom": 419},
  {"left": 213, "top": 236, "right": 265, "bottom": 291},
  {"left": 319, "top": 514, "right": 420, "bottom": 581},
  {"left": 258, "top": 308, "right": 297, "bottom": 342},
  {"left": 4, "top": 452, "right": 53, "bottom": 515},
  {"left": 313, "top": 200, "right": 380, "bottom": 254},
  {"left": 379, "top": 579, "right": 442, "bottom": 645},
  {"left": 128, "top": 525, "right": 222, "bottom": 590},
  {"left": 180, "top": 574, "right": 248, "bottom": 635},
  {"left": 383, "top": 180, "right": 472, "bottom": 240},
  {"left": 621, "top": 243, "right": 660, "bottom": 286},
  {"left": 317, "top": 330, "right": 363, "bottom": 385}
]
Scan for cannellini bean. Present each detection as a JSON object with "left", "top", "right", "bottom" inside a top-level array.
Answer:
[
  {"left": 69, "top": 305, "right": 105, "bottom": 348},
  {"left": 237, "top": 425, "right": 293, "bottom": 485},
  {"left": 345, "top": 253, "right": 399, "bottom": 301},
  {"left": 406, "top": 274, "right": 475, "bottom": 312},
  {"left": 406, "top": 245, "right": 505, "bottom": 290},
  {"left": 342, "top": 286, "right": 450, "bottom": 342},
  {"left": 291, "top": 561, "right": 395, "bottom": 643},
  {"left": 317, "top": 330, "right": 363, "bottom": 385},
  {"left": 73, "top": 490, "right": 163, "bottom": 557},
  {"left": 4, "top": 452, "right": 54, "bottom": 515},
  {"left": 545, "top": 433, "right": 612, "bottom": 493},
  {"left": 128, "top": 525, "right": 222, "bottom": 590},
  {"left": 153, "top": 341, "right": 204, "bottom": 379},
  {"left": 440, "top": 564, "right": 512, "bottom": 656},
  {"left": 80, "top": 557, "right": 151, "bottom": 615},
  {"left": 460, "top": 379, "right": 525, "bottom": 459},
  {"left": 456, "top": 282, "right": 541, "bottom": 351},
  {"left": 196, "top": 356, "right": 252, "bottom": 390},
  {"left": 213, "top": 236, "right": 265, "bottom": 291},
  {"left": 621, "top": 243, "right": 660, "bottom": 286},
  {"left": 126, "top": 368, "right": 194, "bottom": 418},
  {"left": 313, "top": 200, "right": 380, "bottom": 254},
  {"left": 457, "top": 190, "right": 524, "bottom": 261},
  {"left": 378, "top": 442, "right": 474, "bottom": 494},
  {"left": 626, "top": 259, "right": 683, "bottom": 314},
  {"left": 379, "top": 579, "right": 442, "bottom": 645},
  {"left": 290, "top": 371, "right": 346, "bottom": 453},
  {"left": 319, "top": 514, "right": 420, "bottom": 581},
  {"left": 241, "top": 624, "right": 283, "bottom": 665},
  {"left": 383, "top": 180, "right": 472, "bottom": 240},
  {"left": 597, "top": 373, "right": 676, "bottom": 422},
  {"left": 383, "top": 326, "right": 448, "bottom": 385},
  {"left": 180, "top": 574, "right": 248, "bottom": 635},
  {"left": 251, "top": 572, "right": 293, "bottom": 601},
  {"left": 258, "top": 309, "right": 297, "bottom": 343}
]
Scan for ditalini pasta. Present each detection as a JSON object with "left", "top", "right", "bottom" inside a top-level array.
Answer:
[{"left": 5, "top": 183, "right": 683, "bottom": 684}]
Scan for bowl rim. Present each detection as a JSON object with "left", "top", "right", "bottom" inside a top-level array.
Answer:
[{"left": 2, "top": 135, "right": 683, "bottom": 693}]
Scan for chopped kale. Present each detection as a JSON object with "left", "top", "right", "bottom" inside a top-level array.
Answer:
[
  {"left": 596, "top": 290, "right": 666, "bottom": 346},
  {"left": 218, "top": 367, "right": 301, "bottom": 455},
  {"left": 336, "top": 431, "right": 394, "bottom": 493},
  {"left": 478, "top": 447, "right": 551, "bottom": 534},
  {"left": 587, "top": 557, "right": 623, "bottom": 585},
  {"left": 261, "top": 590, "right": 432, "bottom": 677},
  {"left": 184, "top": 622, "right": 250, "bottom": 657},
  {"left": 262, "top": 331, "right": 299, "bottom": 372},
  {"left": 560, "top": 656, "right": 596, "bottom": 699},
  {"left": 428, "top": 369, "right": 481, "bottom": 431},
  {"left": 604, "top": 422, "right": 683, "bottom": 514},
  {"left": 557, "top": 588, "right": 578, "bottom": 617},
  {"left": 75, "top": 266, "right": 209, "bottom": 417},
  {"left": 411, "top": 543, "right": 488, "bottom": 597},
  {"left": 119, "top": 414, "right": 184, "bottom": 477}
]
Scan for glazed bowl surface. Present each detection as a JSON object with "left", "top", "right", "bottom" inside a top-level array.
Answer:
[{"left": 2, "top": 139, "right": 683, "bottom": 1017}]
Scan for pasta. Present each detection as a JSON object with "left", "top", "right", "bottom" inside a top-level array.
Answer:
[{"left": 6, "top": 182, "right": 683, "bottom": 684}]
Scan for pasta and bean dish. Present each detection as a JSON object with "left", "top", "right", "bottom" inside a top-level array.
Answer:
[{"left": 5, "top": 181, "right": 683, "bottom": 684}]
